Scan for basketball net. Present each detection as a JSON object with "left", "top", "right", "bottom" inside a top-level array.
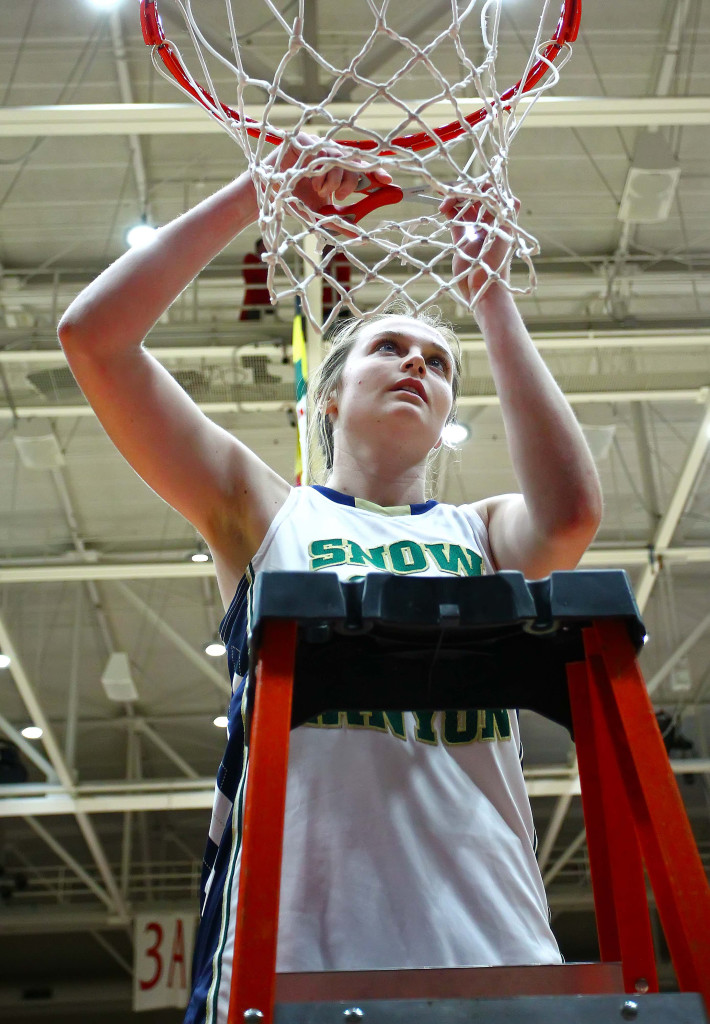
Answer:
[{"left": 143, "top": 0, "right": 579, "bottom": 332}]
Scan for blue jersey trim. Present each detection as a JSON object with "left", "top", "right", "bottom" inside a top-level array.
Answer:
[{"left": 312, "top": 483, "right": 438, "bottom": 516}]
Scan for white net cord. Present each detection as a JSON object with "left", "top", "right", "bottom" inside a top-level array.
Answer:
[{"left": 146, "top": 0, "right": 575, "bottom": 332}]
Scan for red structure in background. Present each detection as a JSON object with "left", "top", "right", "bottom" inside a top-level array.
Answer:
[{"left": 240, "top": 240, "right": 271, "bottom": 321}]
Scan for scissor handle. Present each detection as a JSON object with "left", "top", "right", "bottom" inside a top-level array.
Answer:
[{"left": 319, "top": 176, "right": 404, "bottom": 228}]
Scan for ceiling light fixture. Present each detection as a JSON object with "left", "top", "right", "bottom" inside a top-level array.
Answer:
[
  {"left": 88, "top": 0, "right": 124, "bottom": 12},
  {"left": 205, "top": 636, "right": 227, "bottom": 658},
  {"left": 126, "top": 219, "right": 158, "bottom": 250},
  {"left": 442, "top": 421, "right": 471, "bottom": 446},
  {"left": 213, "top": 715, "right": 229, "bottom": 729},
  {"left": 0, "top": 654, "right": 10, "bottom": 670},
  {"left": 21, "top": 726, "right": 43, "bottom": 740}
]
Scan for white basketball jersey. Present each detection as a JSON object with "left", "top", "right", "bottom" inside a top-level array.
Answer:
[{"left": 200, "top": 485, "right": 560, "bottom": 1023}]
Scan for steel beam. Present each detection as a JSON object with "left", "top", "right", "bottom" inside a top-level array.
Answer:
[
  {"left": 647, "top": 607, "right": 710, "bottom": 696},
  {"left": 136, "top": 720, "right": 200, "bottom": 780},
  {"left": 336, "top": 0, "right": 454, "bottom": 99},
  {"left": 3, "top": 97, "right": 710, "bottom": 136},
  {"left": 537, "top": 787, "right": 575, "bottom": 873},
  {"left": 0, "top": 904, "right": 195, "bottom": 936},
  {"left": 0, "top": 712, "right": 58, "bottom": 782},
  {"left": 0, "top": 615, "right": 127, "bottom": 916},
  {"left": 634, "top": 398, "right": 710, "bottom": 612},
  {"left": 543, "top": 827, "right": 588, "bottom": 887},
  {"left": 1, "top": 760, "right": 708, "bottom": 817},
  {"left": 2, "top": 546, "right": 710, "bottom": 586},
  {"left": 0, "top": 787, "right": 215, "bottom": 818},
  {"left": 1, "top": 331, "right": 710, "bottom": 365},
  {"left": 2, "top": 387, "right": 708, "bottom": 423},
  {"left": 113, "top": 582, "right": 231, "bottom": 696},
  {"left": 24, "top": 816, "right": 114, "bottom": 911},
  {"left": 109, "top": 11, "right": 150, "bottom": 220}
]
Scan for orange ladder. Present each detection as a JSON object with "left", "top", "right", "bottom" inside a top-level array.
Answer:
[{"left": 225, "top": 570, "right": 710, "bottom": 1023}]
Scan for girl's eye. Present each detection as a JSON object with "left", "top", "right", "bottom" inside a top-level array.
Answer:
[
  {"left": 375, "top": 340, "right": 397, "bottom": 352},
  {"left": 428, "top": 356, "right": 449, "bottom": 373}
]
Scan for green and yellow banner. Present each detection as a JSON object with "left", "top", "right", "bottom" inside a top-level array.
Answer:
[{"left": 292, "top": 299, "right": 308, "bottom": 485}]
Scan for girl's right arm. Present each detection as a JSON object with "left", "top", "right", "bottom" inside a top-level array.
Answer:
[
  {"left": 58, "top": 171, "right": 289, "bottom": 602},
  {"left": 58, "top": 145, "right": 392, "bottom": 601}
]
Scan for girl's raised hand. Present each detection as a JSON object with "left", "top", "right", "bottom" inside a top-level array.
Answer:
[
  {"left": 265, "top": 133, "right": 393, "bottom": 215},
  {"left": 440, "top": 190, "right": 520, "bottom": 304}
]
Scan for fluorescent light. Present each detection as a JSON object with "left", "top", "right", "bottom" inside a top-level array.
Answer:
[
  {"left": 191, "top": 551, "right": 210, "bottom": 563},
  {"left": 126, "top": 223, "right": 158, "bottom": 249},
  {"left": 0, "top": 654, "right": 10, "bottom": 670},
  {"left": 213, "top": 715, "right": 229, "bottom": 728},
  {"left": 205, "top": 639, "right": 226, "bottom": 657},
  {"left": 442, "top": 421, "right": 471, "bottom": 446},
  {"left": 88, "top": 0, "right": 123, "bottom": 10},
  {"left": 21, "top": 726, "right": 43, "bottom": 740}
]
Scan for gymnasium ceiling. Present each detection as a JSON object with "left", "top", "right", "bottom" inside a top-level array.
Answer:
[{"left": 0, "top": 0, "right": 709, "bottom": 1018}]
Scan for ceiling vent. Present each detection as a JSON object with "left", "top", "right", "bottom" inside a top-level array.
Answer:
[
  {"left": 13, "top": 419, "right": 65, "bottom": 470},
  {"left": 26, "top": 367, "right": 81, "bottom": 402},
  {"left": 581, "top": 424, "right": 616, "bottom": 462},
  {"left": 101, "top": 653, "right": 138, "bottom": 703},
  {"left": 618, "top": 131, "right": 680, "bottom": 224}
]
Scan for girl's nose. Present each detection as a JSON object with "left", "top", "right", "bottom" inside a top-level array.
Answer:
[{"left": 403, "top": 351, "right": 426, "bottom": 375}]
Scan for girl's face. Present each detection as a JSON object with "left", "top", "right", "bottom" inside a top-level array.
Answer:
[{"left": 327, "top": 316, "right": 455, "bottom": 461}]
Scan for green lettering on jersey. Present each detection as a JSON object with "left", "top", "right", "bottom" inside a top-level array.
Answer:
[
  {"left": 442, "top": 709, "right": 480, "bottom": 745},
  {"left": 347, "top": 541, "right": 388, "bottom": 570},
  {"left": 363, "top": 710, "right": 407, "bottom": 740},
  {"left": 426, "top": 543, "right": 482, "bottom": 577},
  {"left": 389, "top": 540, "right": 427, "bottom": 574},
  {"left": 478, "top": 708, "right": 511, "bottom": 742},
  {"left": 412, "top": 710, "right": 438, "bottom": 745},
  {"left": 304, "top": 710, "right": 342, "bottom": 728},
  {"left": 309, "top": 538, "right": 347, "bottom": 571},
  {"left": 345, "top": 710, "right": 370, "bottom": 728}
]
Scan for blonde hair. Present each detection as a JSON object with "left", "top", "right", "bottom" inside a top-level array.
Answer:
[{"left": 307, "top": 302, "right": 462, "bottom": 484}]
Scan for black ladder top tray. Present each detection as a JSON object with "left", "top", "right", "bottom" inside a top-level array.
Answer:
[{"left": 249, "top": 569, "right": 645, "bottom": 736}]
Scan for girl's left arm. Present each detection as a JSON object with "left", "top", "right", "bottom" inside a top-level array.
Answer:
[
  {"left": 441, "top": 194, "right": 603, "bottom": 578},
  {"left": 472, "top": 285, "right": 603, "bottom": 579}
]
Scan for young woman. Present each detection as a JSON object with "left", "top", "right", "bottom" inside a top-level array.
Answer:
[{"left": 58, "top": 140, "right": 602, "bottom": 1022}]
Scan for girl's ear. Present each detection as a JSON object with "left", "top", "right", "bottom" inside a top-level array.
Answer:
[{"left": 324, "top": 391, "right": 338, "bottom": 418}]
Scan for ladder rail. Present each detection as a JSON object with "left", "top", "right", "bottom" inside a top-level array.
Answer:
[{"left": 588, "top": 620, "right": 710, "bottom": 1003}]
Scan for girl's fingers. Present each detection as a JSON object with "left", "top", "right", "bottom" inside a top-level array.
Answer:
[
  {"left": 439, "top": 195, "right": 460, "bottom": 218},
  {"left": 371, "top": 168, "right": 394, "bottom": 186},
  {"left": 269, "top": 137, "right": 395, "bottom": 200},
  {"left": 321, "top": 167, "right": 345, "bottom": 198},
  {"left": 334, "top": 170, "right": 360, "bottom": 200},
  {"left": 448, "top": 221, "right": 465, "bottom": 246}
]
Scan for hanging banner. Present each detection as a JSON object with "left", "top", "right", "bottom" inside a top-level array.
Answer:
[
  {"left": 133, "top": 911, "right": 196, "bottom": 1011},
  {"left": 292, "top": 297, "right": 309, "bottom": 485}
]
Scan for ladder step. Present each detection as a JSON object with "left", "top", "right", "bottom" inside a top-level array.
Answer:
[
  {"left": 272, "top": 993, "right": 709, "bottom": 1024},
  {"left": 276, "top": 963, "right": 624, "bottom": 1002}
]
